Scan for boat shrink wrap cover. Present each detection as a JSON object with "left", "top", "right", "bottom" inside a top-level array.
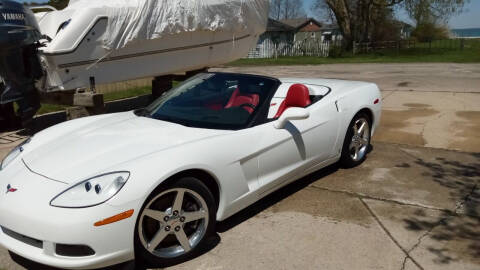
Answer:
[{"left": 66, "top": 0, "right": 269, "bottom": 50}]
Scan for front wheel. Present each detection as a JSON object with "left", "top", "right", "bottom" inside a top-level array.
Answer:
[
  {"left": 340, "top": 113, "right": 371, "bottom": 168},
  {"left": 134, "top": 177, "right": 216, "bottom": 267}
]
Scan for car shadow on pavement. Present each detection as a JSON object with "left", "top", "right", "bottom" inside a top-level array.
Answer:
[
  {"left": 216, "top": 146, "right": 375, "bottom": 233},
  {"left": 217, "top": 163, "right": 340, "bottom": 233}
]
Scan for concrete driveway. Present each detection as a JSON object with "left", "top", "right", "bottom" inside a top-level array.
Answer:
[
  {"left": 0, "top": 63, "right": 479, "bottom": 270},
  {"left": 167, "top": 142, "right": 480, "bottom": 270}
]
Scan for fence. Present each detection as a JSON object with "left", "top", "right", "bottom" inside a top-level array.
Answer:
[
  {"left": 353, "top": 39, "right": 471, "bottom": 55},
  {"left": 246, "top": 39, "right": 339, "bottom": 59},
  {"left": 245, "top": 38, "right": 478, "bottom": 58}
]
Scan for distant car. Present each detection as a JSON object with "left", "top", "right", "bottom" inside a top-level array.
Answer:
[{"left": 0, "top": 72, "right": 381, "bottom": 269}]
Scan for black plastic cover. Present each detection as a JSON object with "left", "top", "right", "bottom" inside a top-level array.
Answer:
[
  {"left": 56, "top": 244, "right": 96, "bottom": 257},
  {"left": 0, "top": 0, "right": 43, "bottom": 124},
  {"left": 0, "top": 0, "right": 42, "bottom": 50}
]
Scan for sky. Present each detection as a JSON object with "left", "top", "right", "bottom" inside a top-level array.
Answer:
[{"left": 17, "top": 0, "right": 480, "bottom": 29}]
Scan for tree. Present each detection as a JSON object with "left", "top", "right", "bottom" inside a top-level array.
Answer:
[
  {"left": 313, "top": 0, "right": 467, "bottom": 48},
  {"left": 403, "top": 0, "right": 466, "bottom": 25},
  {"left": 404, "top": 0, "right": 458, "bottom": 42},
  {"left": 270, "top": 0, "right": 283, "bottom": 20},
  {"left": 412, "top": 22, "right": 449, "bottom": 42},
  {"left": 284, "top": 0, "right": 307, "bottom": 19},
  {"left": 312, "top": 0, "right": 376, "bottom": 47},
  {"left": 269, "top": 0, "right": 306, "bottom": 20},
  {"left": 370, "top": 7, "right": 401, "bottom": 42}
]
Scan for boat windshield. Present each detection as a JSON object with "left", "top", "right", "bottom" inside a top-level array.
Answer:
[{"left": 144, "top": 73, "right": 278, "bottom": 130}]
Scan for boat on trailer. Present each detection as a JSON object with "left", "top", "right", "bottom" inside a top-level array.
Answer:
[
  {"left": 36, "top": 0, "right": 269, "bottom": 92},
  {"left": 0, "top": 0, "right": 269, "bottom": 124}
]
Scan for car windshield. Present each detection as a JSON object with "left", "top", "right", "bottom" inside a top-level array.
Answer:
[{"left": 144, "top": 73, "right": 278, "bottom": 130}]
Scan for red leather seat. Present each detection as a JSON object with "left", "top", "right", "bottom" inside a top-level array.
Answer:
[
  {"left": 225, "top": 88, "right": 260, "bottom": 114},
  {"left": 274, "top": 84, "right": 311, "bottom": 118}
]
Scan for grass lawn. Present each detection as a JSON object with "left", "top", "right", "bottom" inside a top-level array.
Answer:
[
  {"left": 103, "top": 85, "right": 153, "bottom": 102},
  {"left": 229, "top": 48, "right": 480, "bottom": 66},
  {"left": 35, "top": 85, "right": 153, "bottom": 115},
  {"left": 36, "top": 103, "right": 69, "bottom": 115},
  {"left": 35, "top": 81, "right": 186, "bottom": 115}
]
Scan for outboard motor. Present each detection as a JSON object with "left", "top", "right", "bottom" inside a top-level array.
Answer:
[{"left": 0, "top": 0, "right": 43, "bottom": 126}]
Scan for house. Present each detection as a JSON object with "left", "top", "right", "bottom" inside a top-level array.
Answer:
[
  {"left": 280, "top": 18, "right": 342, "bottom": 42},
  {"left": 319, "top": 23, "right": 343, "bottom": 42},
  {"left": 396, "top": 21, "right": 414, "bottom": 39},
  {"left": 257, "top": 18, "right": 296, "bottom": 44},
  {"left": 246, "top": 18, "right": 342, "bottom": 58},
  {"left": 256, "top": 17, "right": 343, "bottom": 45},
  {"left": 247, "top": 18, "right": 296, "bottom": 58}
]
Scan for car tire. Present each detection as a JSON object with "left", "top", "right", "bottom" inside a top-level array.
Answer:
[
  {"left": 134, "top": 177, "right": 216, "bottom": 268},
  {"left": 340, "top": 112, "right": 372, "bottom": 168}
]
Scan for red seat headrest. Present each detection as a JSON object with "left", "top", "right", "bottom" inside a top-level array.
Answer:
[
  {"left": 225, "top": 88, "right": 260, "bottom": 114},
  {"left": 274, "top": 84, "right": 311, "bottom": 118}
]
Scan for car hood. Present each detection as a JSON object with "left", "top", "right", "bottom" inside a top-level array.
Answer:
[{"left": 22, "top": 112, "right": 227, "bottom": 184}]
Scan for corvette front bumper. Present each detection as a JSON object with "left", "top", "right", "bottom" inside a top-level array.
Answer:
[{"left": 0, "top": 163, "right": 141, "bottom": 269}]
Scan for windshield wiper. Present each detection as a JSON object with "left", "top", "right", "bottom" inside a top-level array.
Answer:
[
  {"left": 154, "top": 115, "right": 192, "bottom": 127},
  {"left": 134, "top": 108, "right": 150, "bottom": 117}
]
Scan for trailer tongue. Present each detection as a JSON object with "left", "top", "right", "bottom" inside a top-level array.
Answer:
[{"left": 0, "top": 0, "right": 43, "bottom": 126}]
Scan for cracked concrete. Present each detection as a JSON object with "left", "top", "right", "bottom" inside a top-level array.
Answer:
[
  {"left": 359, "top": 198, "right": 425, "bottom": 270},
  {"left": 398, "top": 185, "right": 478, "bottom": 270},
  {"left": 365, "top": 197, "right": 480, "bottom": 270},
  {"left": 401, "top": 221, "right": 441, "bottom": 270}
]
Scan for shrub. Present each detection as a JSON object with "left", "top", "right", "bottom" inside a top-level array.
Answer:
[{"left": 412, "top": 22, "right": 449, "bottom": 42}]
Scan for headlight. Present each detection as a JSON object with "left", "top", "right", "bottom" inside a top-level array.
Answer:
[
  {"left": 50, "top": 172, "right": 130, "bottom": 208},
  {"left": 0, "top": 138, "right": 31, "bottom": 171}
]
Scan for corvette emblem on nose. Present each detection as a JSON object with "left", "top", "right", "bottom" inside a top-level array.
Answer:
[{"left": 6, "top": 184, "right": 17, "bottom": 194}]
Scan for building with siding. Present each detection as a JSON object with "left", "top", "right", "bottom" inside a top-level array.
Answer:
[
  {"left": 247, "top": 19, "right": 296, "bottom": 58},
  {"left": 246, "top": 18, "right": 341, "bottom": 58},
  {"left": 280, "top": 18, "right": 342, "bottom": 42},
  {"left": 258, "top": 18, "right": 296, "bottom": 44}
]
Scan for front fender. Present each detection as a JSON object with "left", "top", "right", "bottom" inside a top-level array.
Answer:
[{"left": 103, "top": 130, "right": 260, "bottom": 221}]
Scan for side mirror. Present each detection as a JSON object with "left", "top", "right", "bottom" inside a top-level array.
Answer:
[{"left": 274, "top": 108, "right": 310, "bottom": 129}]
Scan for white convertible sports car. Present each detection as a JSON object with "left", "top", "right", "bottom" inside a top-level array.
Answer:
[{"left": 0, "top": 72, "right": 381, "bottom": 269}]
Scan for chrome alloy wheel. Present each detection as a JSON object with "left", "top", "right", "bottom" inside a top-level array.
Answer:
[
  {"left": 138, "top": 188, "right": 209, "bottom": 258},
  {"left": 349, "top": 118, "right": 370, "bottom": 162}
]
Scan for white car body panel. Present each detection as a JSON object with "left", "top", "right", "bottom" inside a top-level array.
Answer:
[{"left": 0, "top": 77, "right": 381, "bottom": 269}]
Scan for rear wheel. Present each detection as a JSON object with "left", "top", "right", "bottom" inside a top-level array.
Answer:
[
  {"left": 340, "top": 113, "right": 371, "bottom": 168},
  {"left": 135, "top": 177, "right": 216, "bottom": 267}
]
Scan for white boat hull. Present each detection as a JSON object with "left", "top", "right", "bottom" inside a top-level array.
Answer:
[{"left": 40, "top": 17, "right": 259, "bottom": 91}]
